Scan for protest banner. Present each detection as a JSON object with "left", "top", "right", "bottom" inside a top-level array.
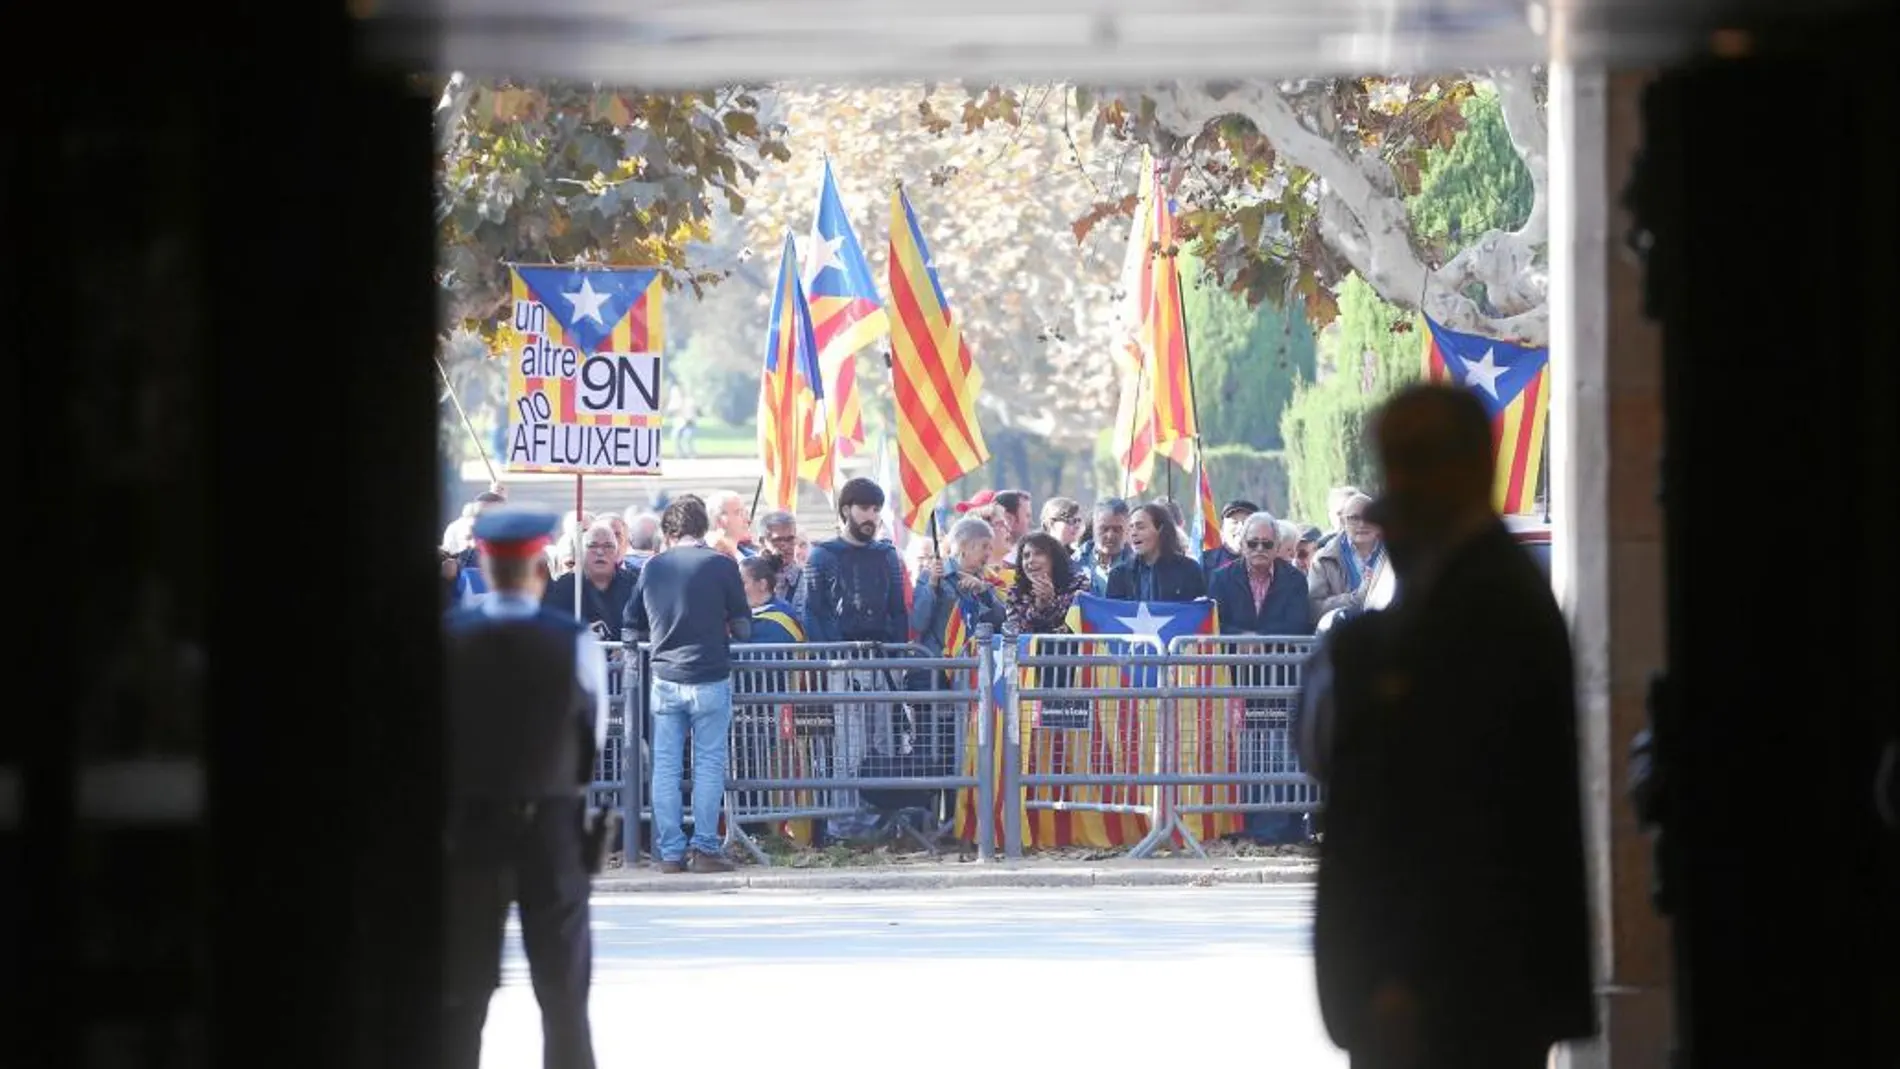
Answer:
[{"left": 502, "top": 265, "right": 666, "bottom": 475}]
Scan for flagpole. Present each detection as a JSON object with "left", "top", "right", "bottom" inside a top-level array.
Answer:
[
  {"left": 573, "top": 473, "right": 584, "bottom": 621},
  {"left": 1171, "top": 206, "right": 1207, "bottom": 502},
  {"left": 436, "top": 352, "right": 500, "bottom": 487},
  {"left": 1120, "top": 341, "right": 1149, "bottom": 501}
]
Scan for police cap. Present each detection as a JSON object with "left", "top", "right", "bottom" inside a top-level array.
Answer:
[{"left": 471, "top": 508, "right": 559, "bottom": 559}]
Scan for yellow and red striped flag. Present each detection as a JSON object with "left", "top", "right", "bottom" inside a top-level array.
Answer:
[
  {"left": 1194, "top": 462, "right": 1222, "bottom": 554},
  {"left": 758, "top": 233, "right": 830, "bottom": 510},
  {"left": 803, "top": 161, "right": 887, "bottom": 467},
  {"left": 887, "top": 187, "right": 989, "bottom": 531},
  {"left": 1422, "top": 315, "right": 1550, "bottom": 514},
  {"left": 1144, "top": 159, "right": 1199, "bottom": 467},
  {"left": 1111, "top": 150, "right": 1197, "bottom": 492}
]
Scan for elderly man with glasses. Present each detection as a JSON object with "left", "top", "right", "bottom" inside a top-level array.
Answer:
[
  {"left": 1210, "top": 512, "right": 1314, "bottom": 637},
  {"left": 543, "top": 519, "right": 641, "bottom": 644},
  {"left": 1072, "top": 498, "right": 1134, "bottom": 596},
  {"left": 754, "top": 509, "right": 803, "bottom": 601}
]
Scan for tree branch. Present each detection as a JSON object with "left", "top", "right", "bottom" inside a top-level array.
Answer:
[
  {"left": 1490, "top": 67, "right": 1548, "bottom": 243},
  {"left": 1154, "top": 82, "right": 1428, "bottom": 317},
  {"left": 1146, "top": 78, "right": 1550, "bottom": 346},
  {"left": 435, "top": 72, "right": 474, "bottom": 156}
]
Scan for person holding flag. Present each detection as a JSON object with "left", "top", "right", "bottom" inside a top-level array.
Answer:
[
  {"left": 908, "top": 515, "right": 1006, "bottom": 818},
  {"left": 911, "top": 516, "right": 1008, "bottom": 660}
]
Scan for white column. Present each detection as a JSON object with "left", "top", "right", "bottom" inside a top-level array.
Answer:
[{"left": 1547, "top": 58, "right": 1614, "bottom": 1069}]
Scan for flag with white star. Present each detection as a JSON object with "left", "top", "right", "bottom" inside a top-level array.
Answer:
[
  {"left": 803, "top": 161, "right": 886, "bottom": 463},
  {"left": 1065, "top": 592, "right": 1217, "bottom": 655},
  {"left": 1422, "top": 314, "right": 1552, "bottom": 515},
  {"left": 502, "top": 265, "right": 667, "bottom": 474},
  {"left": 510, "top": 266, "right": 662, "bottom": 356}
]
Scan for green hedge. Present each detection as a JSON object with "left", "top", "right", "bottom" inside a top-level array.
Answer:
[{"left": 1086, "top": 435, "right": 1291, "bottom": 521}]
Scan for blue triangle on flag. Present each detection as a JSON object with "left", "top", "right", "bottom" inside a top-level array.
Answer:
[
  {"left": 1423, "top": 316, "right": 1550, "bottom": 418},
  {"left": 511, "top": 266, "right": 660, "bottom": 356}
]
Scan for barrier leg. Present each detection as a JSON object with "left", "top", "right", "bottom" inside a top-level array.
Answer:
[
  {"left": 1129, "top": 682, "right": 1190, "bottom": 860},
  {"left": 975, "top": 637, "right": 995, "bottom": 863},
  {"left": 618, "top": 644, "right": 645, "bottom": 864},
  {"left": 1000, "top": 635, "right": 1024, "bottom": 860},
  {"left": 724, "top": 790, "right": 770, "bottom": 865}
]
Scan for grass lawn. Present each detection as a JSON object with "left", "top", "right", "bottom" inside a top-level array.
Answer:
[{"left": 675, "top": 419, "right": 757, "bottom": 458}]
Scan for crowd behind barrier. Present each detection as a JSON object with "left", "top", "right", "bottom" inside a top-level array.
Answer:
[{"left": 586, "top": 629, "right": 1325, "bottom": 865}]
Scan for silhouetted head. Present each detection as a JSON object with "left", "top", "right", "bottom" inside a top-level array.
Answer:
[{"left": 1370, "top": 383, "right": 1496, "bottom": 560}]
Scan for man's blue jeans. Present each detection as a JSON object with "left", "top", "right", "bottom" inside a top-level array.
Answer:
[{"left": 649, "top": 677, "right": 734, "bottom": 862}]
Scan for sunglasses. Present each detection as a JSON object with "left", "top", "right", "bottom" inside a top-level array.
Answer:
[
  {"left": 1244, "top": 539, "right": 1277, "bottom": 550},
  {"left": 1341, "top": 513, "right": 1368, "bottom": 524}
]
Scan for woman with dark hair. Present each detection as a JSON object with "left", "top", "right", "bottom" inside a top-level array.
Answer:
[
  {"left": 1006, "top": 532, "right": 1089, "bottom": 635},
  {"left": 1105, "top": 502, "right": 1208, "bottom": 602}
]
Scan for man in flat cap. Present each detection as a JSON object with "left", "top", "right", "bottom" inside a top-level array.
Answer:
[
  {"left": 1202, "top": 498, "right": 1260, "bottom": 577},
  {"left": 442, "top": 508, "right": 608, "bottom": 1069}
]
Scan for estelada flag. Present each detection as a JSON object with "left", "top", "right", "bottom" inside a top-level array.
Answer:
[
  {"left": 803, "top": 161, "right": 887, "bottom": 463},
  {"left": 758, "top": 234, "right": 830, "bottom": 509},
  {"left": 1421, "top": 314, "right": 1551, "bottom": 515}
]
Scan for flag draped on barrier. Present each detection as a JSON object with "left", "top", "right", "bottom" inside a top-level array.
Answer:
[
  {"left": 758, "top": 234, "right": 829, "bottom": 509},
  {"left": 1422, "top": 314, "right": 1551, "bottom": 514},
  {"left": 954, "top": 594, "right": 1243, "bottom": 850},
  {"left": 888, "top": 186, "right": 990, "bottom": 531},
  {"left": 804, "top": 160, "right": 886, "bottom": 467}
]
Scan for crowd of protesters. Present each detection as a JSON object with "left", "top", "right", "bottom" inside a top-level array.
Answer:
[{"left": 441, "top": 476, "right": 1389, "bottom": 865}]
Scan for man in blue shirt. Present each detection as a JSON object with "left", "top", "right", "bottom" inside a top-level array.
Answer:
[
  {"left": 623, "top": 495, "right": 751, "bottom": 874},
  {"left": 794, "top": 477, "right": 907, "bottom": 837}
]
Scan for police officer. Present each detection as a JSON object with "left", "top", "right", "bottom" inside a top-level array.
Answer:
[{"left": 443, "top": 508, "right": 608, "bottom": 1069}]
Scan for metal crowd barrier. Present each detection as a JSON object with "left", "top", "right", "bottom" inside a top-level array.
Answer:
[
  {"left": 1165, "top": 635, "right": 1324, "bottom": 825},
  {"left": 1000, "top": 630, "right": 1324, "bottom": 860},
  {"left": 1005, "top": 633, "right": 1172, "bottom": 858},
  {"left": 586, "top": 628, "right": 1321, "bottom": 867},
  {"left": 605, "top": 636, "right": 996, "bottom": 866}
]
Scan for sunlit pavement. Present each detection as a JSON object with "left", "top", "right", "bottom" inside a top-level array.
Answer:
[{"left": 480, "top": 884, "right": 1345, "bottom": 1068}]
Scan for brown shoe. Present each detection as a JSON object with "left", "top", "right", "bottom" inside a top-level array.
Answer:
[
  {"left": 656, "top": 859, "right": 685, "bottom": 874},
  {"left": 686, "top": 850, "right": 734, "bottom": 874}
]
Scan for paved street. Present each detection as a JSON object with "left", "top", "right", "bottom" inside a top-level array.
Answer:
[{"left": 481, "top": 884, "right": 1344, "bottom": 1068}]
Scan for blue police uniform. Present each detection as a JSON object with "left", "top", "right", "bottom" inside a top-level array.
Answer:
[{"left": 443, "top": 509, "right": 608, "bottom": 1069}]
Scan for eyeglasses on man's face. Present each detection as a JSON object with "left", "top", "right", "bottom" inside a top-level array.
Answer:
[{"left": 1245, "top": 539, "right": 1277, "bottom": 551}]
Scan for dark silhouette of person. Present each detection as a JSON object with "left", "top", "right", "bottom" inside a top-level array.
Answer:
[{"left": 1302, "top": 383, "right": 1596, "bottom": 1069}]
